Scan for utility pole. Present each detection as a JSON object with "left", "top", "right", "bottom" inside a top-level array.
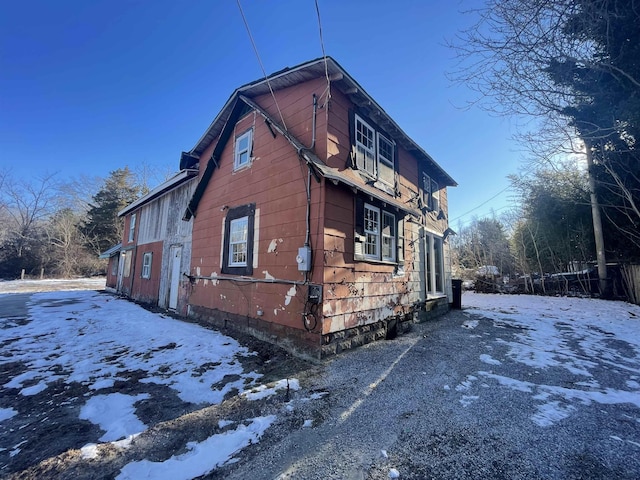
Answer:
[{"left": 585, "top": 142, "right": 608, "bottom": 296}]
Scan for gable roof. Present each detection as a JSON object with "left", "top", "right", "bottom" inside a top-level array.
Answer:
[
  {"left": 119, "top": 169, "right": 198, "bottom": 217},
  {"left": 186, "top": 57, "right": 456, "bottom": 187}
]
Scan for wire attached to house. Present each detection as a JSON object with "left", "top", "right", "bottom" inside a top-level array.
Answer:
[
  {"left": 314, "top": 0, "right": 331, "bottom": 103},
  {"left": 236, "top": 0, "right": 288, "bottom": 130}
]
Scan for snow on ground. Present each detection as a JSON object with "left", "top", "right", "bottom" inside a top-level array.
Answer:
[
  {"left": 0, "top": 277, "right": 106, "bottom": 294},
  {"left": 116, "top": 416, "right": 276, "bottom": 480},
  {"left": 0, "top": 290, "right": 300, "bottom": 477},
  {"left": 462, "top": 293, "right": 640, "bottom": 427}
]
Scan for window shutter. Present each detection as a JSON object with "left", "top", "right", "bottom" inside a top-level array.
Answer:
[
  {"left": 354, "top": 196, "right": 365, "bottom": 261},
  {"left": 397, "top": 216, "right": 405, "bottom": 266}
]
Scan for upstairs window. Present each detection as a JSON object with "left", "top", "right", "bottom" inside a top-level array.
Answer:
[
  {"left": 422, "top": 173, "right": 439, "bottom": 212},
  {"left": 234, "top": 129, "right": 253, "bottom": 170},
  {"left": 141, "top": 252, "right": 152, "bottom": 279},
  {"left": 353, "top": 114, "right": 395, "bottom": 187},
  {"left": 355, "top": 117, "right": 376, "bottom": 176}
]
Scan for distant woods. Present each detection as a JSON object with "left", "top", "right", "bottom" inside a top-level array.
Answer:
[
  {"left": 0, "top": 166, "right": 164, "bottom": 279},
  {"left": 449, "top": 0, "right": 640, "bottom": 296}
]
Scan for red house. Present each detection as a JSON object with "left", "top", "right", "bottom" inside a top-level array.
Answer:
[{"left": 178, "top": 57, "right": 457, "bottom": 357}]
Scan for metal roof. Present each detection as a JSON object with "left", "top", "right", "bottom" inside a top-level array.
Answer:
[{"left": 118, "top": 169, "right": 198, "bottom": 217}]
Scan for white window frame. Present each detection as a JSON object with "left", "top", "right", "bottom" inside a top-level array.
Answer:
[
  {"left": 354, "top": 115, "right": 396, "bottom": 185},
  {"left": 364, "top": 204, "right": 380, "bottom": 260},
  {"left": 228, "top": 216, "right": 249, "bottom": 267},
  {"left": 431, "top": 178, "right": 440, "bottom": 212},
  {"left": 234, "top": 129, "right": 253, "bottom": 170},
  {"left": 422, "top": 173, "right": 440, "bottom": 212},
  {"left": 377, "top": 133, "right": 395, "bottom": 186},
  {"left": 141, "top": 252, "right": 152, "bottom": 279},
  {"left": 425, "top": 233, "right": 444, "bottom": 295},
  {"left": 355, "top": 116, "right": 376, "bottom": 177},
  {"left": 382, "top": 211, "right": 396, "bottom": 262},
  {"left": 128, "top": 213, "right": 136, "bottom": 243}
]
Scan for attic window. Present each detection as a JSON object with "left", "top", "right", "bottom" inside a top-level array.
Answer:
[{"left": 234, "top": 129, "right": 253, "bottom": 170}]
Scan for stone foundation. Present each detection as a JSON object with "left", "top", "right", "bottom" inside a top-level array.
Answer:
[
  {"left": 187, "top": 296, "right": 450, "bottom": 360},
  {"left": 187, "top": 304, "right": 322, "bottom": 360}
]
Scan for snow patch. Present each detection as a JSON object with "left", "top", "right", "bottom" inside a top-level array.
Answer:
[
  {"left": 80, "top": 393, "right": 150, "bottom": 442},
  {"left": 0, "top": 407, "right": 17, "bottom": 422},
  {"left": 479, "top": 354, "right": 501, "bottom": 366},
  {"left": 116, "top": 416, "right": 276, "bottom": 480}
]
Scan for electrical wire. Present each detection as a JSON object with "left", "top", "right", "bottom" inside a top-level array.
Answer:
[
  {"left": 449, "top": 185, "right": 512, "bottom": 223},
  {"left": 236, "top": 0, "right": 288, "bottom": 130},
  {"left": 314, "top": 0, "right": 331, "bottom": 101}
]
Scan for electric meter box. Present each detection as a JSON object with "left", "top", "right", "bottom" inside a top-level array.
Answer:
[{"left": 296, "top": 246, "right": 312, "bottom": 271}]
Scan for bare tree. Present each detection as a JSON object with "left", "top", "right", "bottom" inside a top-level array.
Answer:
[{"left": 449, "top": 0, "right": 640, "bottom": 293}]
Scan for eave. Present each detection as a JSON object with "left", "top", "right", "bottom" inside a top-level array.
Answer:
[
  {"left": 118, "top": 169, "right": 198, "bottom": 217},
  {"left": 187, "top": 57, "right": 456, "bottom": 188}
]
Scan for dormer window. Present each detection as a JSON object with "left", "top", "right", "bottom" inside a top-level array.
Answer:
[{"left": 353, "top": 114, "right": 395, "bottom": 188}]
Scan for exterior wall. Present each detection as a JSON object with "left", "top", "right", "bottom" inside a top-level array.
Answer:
[
  {"left": 105, "top": 255, "right": 118, "bottom": 289},
  {"left": 130, "top": 240, "right": 163, "bottom": 305},
  {"left": 320, "top": 87, "right": 452, "bottom": 348},
  {"left": 188, "top": 80, "right": 328, "bottom": 354}
]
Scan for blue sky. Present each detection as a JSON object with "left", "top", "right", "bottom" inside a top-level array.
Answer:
[{"left": 0, "top": 0, "right": 520, "bottom": 227}]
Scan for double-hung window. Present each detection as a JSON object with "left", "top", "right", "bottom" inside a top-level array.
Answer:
[
  {"left": 422, "top": 173, "right": 439, "bottom": 212},
  {"left": 355, "top": 198, "right": 401, "bottom": 264},
  {"left": 222, "top": 203, "right": 255, "bottom": 275},
  {"left": 141, "top": 252, "right": 152, "bottom": 279},
  {"left": 234, "top": 129, "right": 253, "bottom": 170},
  {"left": 364, "top": 204, "right": 380, "bottom": 259},
  {"left": 228, "top": 217, "right": 248, "bottom": 266},
  {"left": 381, "top": 212, "right": 396, "bottom": 262},
  {"left": 354, "top": 114, "right": 395, "bottom": 187}
]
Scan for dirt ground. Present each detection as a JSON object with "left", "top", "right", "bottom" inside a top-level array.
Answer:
[{"left": 0, "top": 280, "right": 319, "bottom": 479}]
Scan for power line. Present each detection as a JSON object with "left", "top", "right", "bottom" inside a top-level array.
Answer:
[
  {"left": 236, "top": 0, "right": 287, "bottom": 130},
  {"left": 450, "top": 185, "right": 513, "bottom": 223},
  {"left": 314, "top": 0, "right": 331, "bottom": 102}
]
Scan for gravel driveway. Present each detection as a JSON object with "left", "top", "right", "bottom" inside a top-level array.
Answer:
[
  {"left": 2, "top": 284, "right": 639, "bottom": 479},
  {"left": 217, "top": 297, "right": 640, "bottom": 480}
]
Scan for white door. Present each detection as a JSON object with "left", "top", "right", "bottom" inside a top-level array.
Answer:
[
  {"left": 116, "top": 251, "right": 126, "bottom": 292},
  {"left": 168, "top": 246, "right": 182, "bottom": 310}
]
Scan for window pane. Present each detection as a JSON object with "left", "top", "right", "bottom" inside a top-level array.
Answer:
[
  {"left": 356, "top": 117, "right": 376, "bottom": 176},
  {"left": 229, "top": 217, "right": 249, "bottom": 266},
  {"left": 364, "top": 204, "right": 380, "bottom": 259},
  {"left": 382, "top": 212, "right": 395, "bottom": 261},
  {"left": 235, "top": 130, "right": 252, "bottom": 168},
  {"left": 434, "top": 237, "right": 443, "bottom": 292}
]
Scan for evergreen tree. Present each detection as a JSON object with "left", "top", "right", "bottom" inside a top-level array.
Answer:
[{"left": 84, "top": 168, "right": 142, "bottom": 254}]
